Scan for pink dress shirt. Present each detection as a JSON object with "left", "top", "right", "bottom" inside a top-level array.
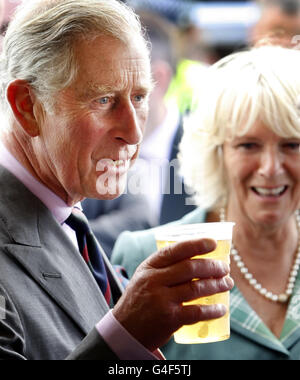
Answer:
[{"left": 0, "top": 142, "right": 162, "bottom": 360}]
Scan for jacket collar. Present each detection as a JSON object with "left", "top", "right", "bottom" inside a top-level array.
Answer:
[{"left": 0, "top": 165, "right": 110, "bottom": 335}]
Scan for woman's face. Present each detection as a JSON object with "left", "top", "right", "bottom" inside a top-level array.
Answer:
[{"left": 223, "top": 119, "right": 300, "bottom": 227}]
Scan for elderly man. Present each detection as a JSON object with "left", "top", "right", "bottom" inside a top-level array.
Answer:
[{"left": 0, "top": 0, "right": 233, "bottom": 360}]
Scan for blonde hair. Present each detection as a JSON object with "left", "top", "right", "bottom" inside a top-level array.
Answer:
[
  {"left": 179, "top": 45, "right": 300, "bottom": 209},
  {"left": 0, "top": 0, "right": 148, "bottom": 115}
]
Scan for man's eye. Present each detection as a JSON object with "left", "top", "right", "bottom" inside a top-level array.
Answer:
[
  {"left": 133, "top": 95, "right": 145, "bottom": 103},
  {"left": 98, "top": 97, "right": 110, "bottom": 105}
]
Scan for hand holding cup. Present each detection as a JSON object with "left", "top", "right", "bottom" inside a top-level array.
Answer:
[{"left": 113, "top": 232, "right": 234, "bottom": 351}]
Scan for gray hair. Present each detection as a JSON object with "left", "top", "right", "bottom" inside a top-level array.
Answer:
[
  {"left": 0, "top": 0, "right": 149, "bottom": 117},
  {"left": 179, "top": 45, "right": 300, "bottom": 210}
]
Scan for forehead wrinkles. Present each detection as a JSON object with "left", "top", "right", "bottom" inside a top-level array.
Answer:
[
  {"left": 116, "top": 58, "right": 149, "bottom": 90},
  {"left": 72, "top": 35, "right": 151, "bottom": 93},
  {"left": 104, "top": 55, "right": 150, "bottom": 80},
  {"left": 79, "top": 58, "right": 151, "bottom": 99}
]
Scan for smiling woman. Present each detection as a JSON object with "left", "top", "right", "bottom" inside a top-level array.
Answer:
[
  {"left": 179, "top": 45, "right": 300, "bottom": 337},
  {"left": 180, "top": 46, "right": 300, "bottom": 211},
  {"left": 222, "top": 120, "right": 300, "bottom": 226},
  {"left": 111, "top": 44, "right": 300, "bottom": 359}
]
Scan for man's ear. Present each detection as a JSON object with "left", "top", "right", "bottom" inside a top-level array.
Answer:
[{"left": 6, "top": 79, "right": 40, "bottom": 137}]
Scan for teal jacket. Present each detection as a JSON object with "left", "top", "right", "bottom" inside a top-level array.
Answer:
[{"left": 112, "top": 208, "right": 300, "bottom": 360}]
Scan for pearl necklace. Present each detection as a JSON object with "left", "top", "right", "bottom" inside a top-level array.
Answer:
[{"left": 220, "top": 208, "right": 300, "bottom": 303}]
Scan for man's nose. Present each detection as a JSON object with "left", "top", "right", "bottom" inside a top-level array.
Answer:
[
  {"left": 257, "top": 147, "right": 284, "bottom": 177},
  {"left": 114, "top": 102, "right": 143, "bottom": 146}
]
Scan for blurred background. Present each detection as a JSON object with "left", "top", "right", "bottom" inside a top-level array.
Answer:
[
  {"left": 2, "top": 1, "right": 300, "bottom": 61},
  {"left": 123, "top": 0, "right": 300, "bottom": 114}
]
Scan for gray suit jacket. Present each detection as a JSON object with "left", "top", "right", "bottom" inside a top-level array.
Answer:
[{"left": 0, "top": 165, "right": 120, "bottom": 360}]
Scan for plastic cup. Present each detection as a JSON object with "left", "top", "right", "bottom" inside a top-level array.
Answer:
[{"left": 155, "top": 222, "right": 234, "bottom": 344}]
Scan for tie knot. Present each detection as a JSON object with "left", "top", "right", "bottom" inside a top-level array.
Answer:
[{"left": 65, "top": 208, "right": 91, "bottom": 235}]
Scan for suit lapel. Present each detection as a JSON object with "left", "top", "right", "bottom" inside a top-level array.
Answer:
[{"left": 0, "top": 166, "right": 110, "bottom": 335}]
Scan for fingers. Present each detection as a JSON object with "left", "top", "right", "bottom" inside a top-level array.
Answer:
[
  {"left": 178, "top": 304, "right": 228, "bottom": 327},
  {"left": 171, "top": 276, "right": 234, "bottom": 303},
  {"left": 113, "top": 236, "right": 233, "bottom": 351},
  {"left": 158, "top": 258, "right": 230, "bottom": 287},
  {"left": 146, "top": 238, "right": 217, "bottom": 269}
]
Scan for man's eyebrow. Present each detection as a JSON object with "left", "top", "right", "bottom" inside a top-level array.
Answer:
[
  {"left": 77, "top": 82, "right": 154, "bottom": 101},
  {"left": 78, "top": 85, "right": 116, "bottom": 100}
]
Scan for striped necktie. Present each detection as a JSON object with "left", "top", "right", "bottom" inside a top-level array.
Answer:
[{"left": 65, "top": 208, "right": 111, "bottom": 305}]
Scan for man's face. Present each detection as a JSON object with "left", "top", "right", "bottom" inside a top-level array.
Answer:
[{"left": 36, "top": 35, "right": 152, "bottom": 205}]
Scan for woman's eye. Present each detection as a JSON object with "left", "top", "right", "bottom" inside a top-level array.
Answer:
[
  {"left": 237, "top": 143, "right": 258, "bottom": 150},
  {"left": 283, "top": 142, "right": 300, "bottom": 151}
]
